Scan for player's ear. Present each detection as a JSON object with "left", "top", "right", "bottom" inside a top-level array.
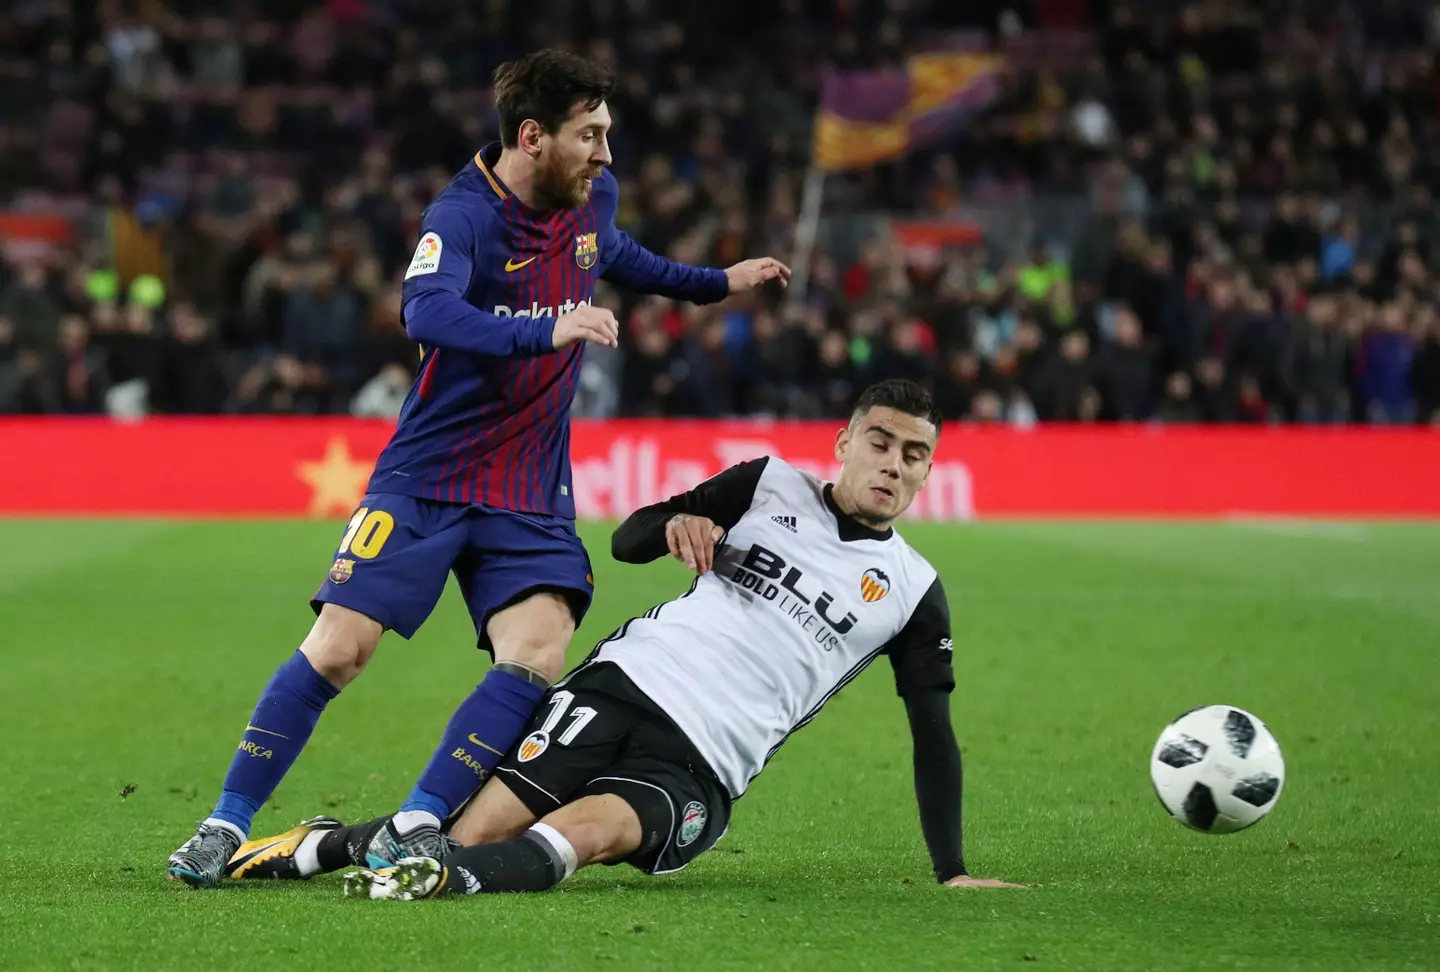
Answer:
[
  {"left": 518, "top": 119, "right": 544, "bottom": 157},
  {"left": 834, "top": 424, "right": 850, "bottom": 463}
]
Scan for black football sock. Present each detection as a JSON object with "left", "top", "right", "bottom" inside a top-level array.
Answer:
[
  {"left": 435, "top": 823, "right": 578, "bottom": 895},
  {"left": 315, "top": 815, "right": 391, "bottom": 873}
]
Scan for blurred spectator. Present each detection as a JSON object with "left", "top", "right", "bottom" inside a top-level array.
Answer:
[
  {"left": 813, "top": 328, "right": 861, "bottom": 418},
  {"left": 1094, "top": 305, "right": 1152, "bottom": 420},
  {"left": 1413, "top": 316, "right": 1440, "bottom": 425},
  {"left": 103, "top": 303, "right": 164, "bottom": 414},
  {"left": 934, "top": 350, "right": 981, "bottom": 422},
  {"left": 1194, "top": 356, "right": 1235, "bottom": 423},
  {"left": 1283, "top": 294, "right": 1350, "bottom": 423},
  {"left": 351, "top": 363, "right": 413, "bottom": 419},
  {"left": 50, "top": 314, "right": 111, "bottom": 413},
  {"left": 1321, "top": 218, "right": 1360, "bottom": 282},
  {"left": 1, "top": 264, "right": 61, "bottom": 355},
  {"left": 0, "top": 311, "right": 56, "bottom": 413},
  {"left": 622, "top": 322, "right": 679, "bottom": 418},
  {"left": 152, "top": 303, "right": 226, "bottom": 414},
  {"left": 1155, "top": 372, "right": 1199, "bottom": 423},
  {"left": 1031, "top": 329, "right": 1096, "bottom": 420},
  {"left": 1362, "top": 303, "right": 1417, "bottom": 424}
]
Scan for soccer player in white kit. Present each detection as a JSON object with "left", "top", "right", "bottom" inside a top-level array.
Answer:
[{"left": 228, "top": 379, "right": 1023, "bottom": 896}]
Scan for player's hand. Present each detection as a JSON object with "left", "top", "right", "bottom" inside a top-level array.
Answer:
[
  {"left": 552, "top": 305, "right": 620, "bottom": 349},
  {"left": 725, "top": 258, "right": 792, "bottom": 293},
  {"left": 665, "top": 514, "right": 725, "bottom": 574},
  {"left": 944, "top": 875, "right": 1027, "bottom": 889}
]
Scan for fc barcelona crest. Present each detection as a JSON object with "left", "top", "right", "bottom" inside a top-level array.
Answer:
[
  {"left": 574, "top": 231, "right": 599, "bottom": 269},
  {"left": 860, "top": 567, "right": 891, "bottom": 603},
  {"left": 329, "top": 558, "right": 355, "bottom": 585}
]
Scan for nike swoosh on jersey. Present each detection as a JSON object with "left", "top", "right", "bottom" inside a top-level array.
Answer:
[
  {"left": 505, "top": 256, "right": 538, "bottom": 272},
  {"left": 467, "top": 733, "right": 504, "bottom": 756}
]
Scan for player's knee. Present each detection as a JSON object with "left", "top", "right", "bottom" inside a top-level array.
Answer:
[
  {"left": 487, "top": 592, "right": 576, "bottom": 682},
  {"left": 301, "top": 605, "right": 382, "bottom": 687}
]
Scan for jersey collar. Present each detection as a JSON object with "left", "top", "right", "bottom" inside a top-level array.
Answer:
[
  {"left": 823, "top": 484, "right": 894, "bottom": 542},
  {"left": 473, "top": 143, "right": 509, "bottom": 200},
  {"left": 473, "top": 142, "right": 566, "bottom": 224}
]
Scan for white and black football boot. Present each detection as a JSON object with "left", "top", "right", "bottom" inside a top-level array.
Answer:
[{"left": 167, "top": 823, "right": 243, "bottom": 889}]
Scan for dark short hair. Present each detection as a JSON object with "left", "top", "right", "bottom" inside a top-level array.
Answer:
[
  {"left": 851, "top": 379, "right": 942, "bottom": 435},
  {"left": 492, "top": 50, "right": 615, "bottom": 148}
]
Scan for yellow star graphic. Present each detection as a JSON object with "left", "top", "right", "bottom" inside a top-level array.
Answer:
[{"left": 295, "top": 437, "right": 374, "bottom": 517}]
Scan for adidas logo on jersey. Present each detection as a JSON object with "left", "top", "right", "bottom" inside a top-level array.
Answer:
[{"left": 772, "top": 515, "right": 797, "bottom": 533}]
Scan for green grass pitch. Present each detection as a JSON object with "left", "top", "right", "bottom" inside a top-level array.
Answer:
[{"left": 1, "top": 518, "right": 1438, "bottom": 971}]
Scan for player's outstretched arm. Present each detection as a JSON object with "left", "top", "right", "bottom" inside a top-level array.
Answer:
[
  {"left": 600, "top": 226, "right": 791, "bottom": 303},
  {"left": 889, "top": 579, "right": 1025, "bottom": 888},
  {"left": 611, "top": 456, "right": 771, "bottom": 566},
  {"left": 599, "top": 226, "right": 732, "bottom": 304},
  {"left": 903, "top": 687, "right": 968, "bottom": 882},
  {"left": 903, "top": 689, "right": 1023, "bottom": 890},
  {"left": 402, "top": 202, "right": 615, "bottom": 357},
  {"left": 593, "top": 170, "right": 788, "bottom": 304}
]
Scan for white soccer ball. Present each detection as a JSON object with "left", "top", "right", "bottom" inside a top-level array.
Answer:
[{"left": 1150, "top": 705, "right": 1285, "bottom": 834}]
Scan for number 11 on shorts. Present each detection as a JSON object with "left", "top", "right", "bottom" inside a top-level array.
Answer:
[{"left": 540, "top": 690, "right": 598, "bottom": 746}]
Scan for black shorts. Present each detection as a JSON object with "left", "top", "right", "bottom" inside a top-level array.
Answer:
[{"left": 495, "top": 661, "right": 731, "bottom": 875}]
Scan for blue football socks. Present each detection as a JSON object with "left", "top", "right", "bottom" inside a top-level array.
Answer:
[
  {"left": 399, "top": 666, "right": 547, "bottom": 825},
  {"left": 206, "top": 650, "right": 339, "bottom": 838}
]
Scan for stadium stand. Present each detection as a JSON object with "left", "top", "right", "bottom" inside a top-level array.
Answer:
[{"left": 0, "top": 0, "right": 1438, "bottom": 424}]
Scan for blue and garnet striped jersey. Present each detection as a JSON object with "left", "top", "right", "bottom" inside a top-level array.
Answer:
[{"left": 368, "top": 144, "right": 730, "bottom": 517}]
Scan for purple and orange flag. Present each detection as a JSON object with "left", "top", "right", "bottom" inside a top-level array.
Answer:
[{"left": 812, "top": 53, "right": 1005, "bottom": 173}]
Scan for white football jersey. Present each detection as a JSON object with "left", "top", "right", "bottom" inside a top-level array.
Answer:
[{"left": 591, "top": 457, "right": 953, "bottom": 798}]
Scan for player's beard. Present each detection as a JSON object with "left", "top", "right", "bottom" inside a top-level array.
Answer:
[{"left": 537, "top": 153, "right": 599, "bottom": 210}]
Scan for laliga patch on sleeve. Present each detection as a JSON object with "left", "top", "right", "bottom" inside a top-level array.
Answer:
[{"left": 405, "top": 232, "right": 443, "bottom": 279}]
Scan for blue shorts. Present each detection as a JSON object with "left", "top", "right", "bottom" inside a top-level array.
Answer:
[{"left": 311, "top": 493, "right": 594, "bottom": 652}]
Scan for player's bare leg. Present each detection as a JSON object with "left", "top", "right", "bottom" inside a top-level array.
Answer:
[
  {"left": 447, "top": 775, "right": 538, "bottom": 845},
  {"left": 486, "top": 591, "right": 575, "bottom": 682},
  {"left": 168, "top": 605, "right": 382, "bottom": 888},
  {"left": 368, "top": 592, "right": 575, "bottom": 867},
  {"left": 346, "top": 794, "right": 642, "bottom": 900},
  {"left": 299, "top": 603, "right": 384, "bottom": 687},
  {"left": 531, "top": 794, "right": 643, "bottom": 865}
]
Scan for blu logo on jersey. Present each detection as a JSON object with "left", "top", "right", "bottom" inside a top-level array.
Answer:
[{"left": 731, "top": 544, "right": 859, "bottom": 646}]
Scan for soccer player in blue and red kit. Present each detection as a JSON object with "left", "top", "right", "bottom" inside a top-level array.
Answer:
[{"left": 168, "top": 49, "right": 790, "bottom": 887}]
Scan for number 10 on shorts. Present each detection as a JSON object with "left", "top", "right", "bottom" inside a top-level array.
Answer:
[{"left": 338, "top": 507, "right": 395, "bottom": 560}]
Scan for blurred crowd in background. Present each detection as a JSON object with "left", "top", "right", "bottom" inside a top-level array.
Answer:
[{"left": 1, "top": 0, "right": 1439, "bottom": 425}]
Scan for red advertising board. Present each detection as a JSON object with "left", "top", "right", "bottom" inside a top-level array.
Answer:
[{"left": 1, "top": 418, "right": 1438, "bottom": 519}]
